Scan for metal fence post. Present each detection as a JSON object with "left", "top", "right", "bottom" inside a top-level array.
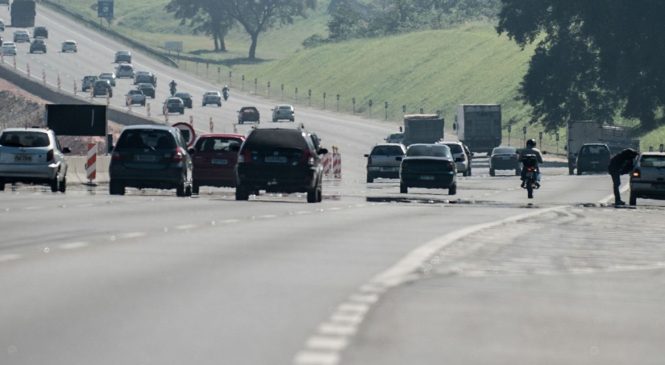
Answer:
[
  {"left": 308, "top": 89, "right": 312, "bottom": 106},
  {"left": 336, "top": 94, "right": 340, "bottom": 112},
  {"left": 241, "top": 75, "right": 245, "bottom": 91},
  {"left": 352, "top": 97, "right": 356, "bottom": 114},
  {"left": 323, "top": 92, "right": 326, "bottom": 109},
  {"left": 267, "top": 81, "right": 271, "bottom": 97},
  {"left": 369, "top": 99, "right": 373, "bottom": 118},
  {"left": 384, "top": 101, "right": 389, "bottom": 120}
]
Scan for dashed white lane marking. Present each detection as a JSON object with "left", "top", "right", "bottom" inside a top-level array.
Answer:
[
  {"left": 258, "top": 214, "right": 277, "bottom": 219},
  {"left": 175, "top": 224, "right": 198, "bottom": 230},
  {"left": 305, "top": 336, "right": 348, "bottom": 351},
  {"left": 293, "top": 205, "right": 568, "bottom": 365},
  {"left": 220, "top": 219, "right": 240, "bottom": 224},
  {"left": 23, "top": 206, "right": 42, "bottom": 211},
  {"left": 58, "top": 242, "right": 89, "bottom": 250},
  {"left": 295, "top": 210, "right": 312, "bottom": 215},
  {"left": 118, "top": 232, "right": 147, "bottom": 239},
  {"left": 0, "top": 254, "right": 22, "bottom": 263},
  {"left": 293, "top": 351, "right": 340, "bottom": 365}
]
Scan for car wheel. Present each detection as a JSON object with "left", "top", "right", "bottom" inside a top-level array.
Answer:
[
  {"left": 0, "top": 180, "right": 5, "bottom": 191},
  {"left": 185, "top": 184, "right": 192, "bottom": 197},
  {"left": 273, "top": 118, "right": 277, "bottom": 123},
  {"left": 449, "top": 183, "right": 457, "bottom": 195},
  {"left": 180, "top": 110, "right": 184, "bottom": 115},
  {"left": 50, "top": 176, "right": 59, "bottom": 192},
  {"left": 629, "top": 191, "right": 637, "bottom": 206},
  {"left": 235, "top": 185, "right": 249, "bottom": 201},
  {"left": 141, "top": 101, "right": 145, "bottom": 106},
  {"left": 307, "top": 186, "right": 319, "bottom": 203},
  {"left": 576, "top": 168, "right": 582, "bottom": 175},
  {"left": 400, "top": 183, "right": 408, "bottom": 194},
  {"left": 290, "top": 118, "right": 294, "bottom": 122},
  {"left": 467, "top": 168, "right": 472, "bottom": 177},
  {"left": 568, "top": 166, "right": 574, "bottom": 175},
  {"left": 366, "top": 175, "right": 374, "bottom": 183},
  {"left": 217, "top": 102, "right": 221, "bottom": 107},
  {"left": 515, "top": 168, "right": 521, "bottom": 176},
  {"left": 489, "top": 168, "right": 495, "bottom": 177},
  {"left": 59, "top": 177, "right": 66, "bottom": 193},
  {"left": 109, "top": 180, "right": 125, "bottom": 195},
  {"left": 192, "top": 181, "right": 200, "bottom": 195},
  {"left": 176, "top": 181, "right": 187, "bottom": 197}
]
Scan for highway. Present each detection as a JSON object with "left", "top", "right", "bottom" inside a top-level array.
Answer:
[{"left": 1, "top": 4, "right": 665, "bottom": 365}]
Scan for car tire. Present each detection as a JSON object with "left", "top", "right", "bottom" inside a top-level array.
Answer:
[
  {"left": 577, "top": 168, "right": 582, "bottom": 175},
  {"left": 515, "top": 168, "right": 521, "bottom": 176},
  {"left": 217, "top": 102, "right": 221, "bottom": 107},
  {"left": 50, "top": 176, "right": 59, "bottom": 192},
  {"left": 235, "top": 185, "right": 249, "bottom": 201},
  {"left": 0, "top": 181, "right": 5, "bottom": 191},
  {"left": 366, "top": 175, "right": 373, "bottom": 183},
  {"left": 109, "top": 180, "right": 125, "bottom": 195},
  {"left": 141, "top": 101, "right": 145, "bottom": 106},
  {"left": 59, "top": 177, "right": 66, "bottom": 193},
  {"left": 185, "top": 184, "right": 192, "bottom": 197},
  {"left": 467, "top": 168, "right": 472, "bottom": 176},
  {"left": 569, "top": 166, "right": 574, "bottom": 175},
  {"left": 449, "top": 183, "right": 457, "bottom": 195},
  {"left": 290, "top": 118, "right": 294, "bottom": 122},
  {"left": 192, "top": 181, "right": 200, "bottom": 195},
  {"left": 490, "top": 168, "right": 495, "bottom": 176},
  {"left": 307, "top": 185, "right": 321, "bottom": 203},
  {"left": 176, "top": 181, "right": 187, "bottom": 197},
  {"left": 400, "top": 183, "right": 408, "bottom": 194},
  {"left": 273, "top": 118, "right": 277, "bottom": 123},
  {"left": 629, "top": 191, "right": 637, "bottom": 206}
]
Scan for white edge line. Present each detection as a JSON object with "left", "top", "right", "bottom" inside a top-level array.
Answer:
[
  {"left": 58, "top": 242, "right": 89, "bottom": 250},
  {"left": 0, "top": 254, "right": 22, "bottom": 263}
]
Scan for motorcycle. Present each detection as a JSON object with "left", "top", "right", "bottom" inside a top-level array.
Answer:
[
  {"left": 521, "top": 154, "right": 540, "bottom": 199},
  {"left": 222, "top": 89, "right": 229, "bottom": 101},
  {"left": 169, "top": 83, "right": 177, "bottom": 97}
]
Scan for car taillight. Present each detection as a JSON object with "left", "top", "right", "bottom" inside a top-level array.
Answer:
[
  {"left": 447, "top": 161, "right": 455, "bottom": 170},
  {"left": 46, "top": 149, "right": 54, "bottom": 162},
  {"left": 632, "top": 169, "right": 641, "bottom": 178},
  {"left": 303, "top": 150, "right": 315, "bottom": 166},
  {"left": 173, "top": 147, "right": 185, "bottom": 162},
  {"left": 238, "top": 150, "right": 252, "bottom": 163}
]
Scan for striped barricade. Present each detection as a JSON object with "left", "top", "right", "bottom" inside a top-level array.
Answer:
[{"left": 85, "top": 143, "right": 97, "bottom": 183}]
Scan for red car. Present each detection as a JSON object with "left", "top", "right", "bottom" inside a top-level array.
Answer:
[{"left": 191, "top": 133, "right": 245, "bottom": 194}]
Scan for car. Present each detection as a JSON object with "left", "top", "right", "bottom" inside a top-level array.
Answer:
[
  {"left": 92, "top": 79, "right": 113, "bottom": 97},
  {"left": 364, "top": 143, "right": 406, "bottom": 183},
  {"left": 202, "top": 91, "right": 221, "bottom": 107},
  {"left": 441, "top": 141, "right": 472, "bottom": 176},
  {"left": 1, "top": 42, "right": 15, "bottom": 56},
  {"left": 114, "top": 50, "right": 131, "bottom": 63},
  {"left": 235, "top": 128, "right": 328, "bottom": 203},
  {"left": 0, "top": 35, "right": 3, "bottom": 47},
  {"left": 115, "top": 63, "right": 135, "bottom": 79},
  {"left": 629, "top": 152, "right": 665, "bottom": 205},
  {"left": 125, "top": 89, "right": 146, "bottom": 106},
  {"left": 174, "top": 92, "right": 193, "bottom": 108},
  {"left": 134, "top": 71, "right": 157, "bottom": 86},
  {"left": 0, "top": 19, "right": 5, "bottom": 32},
  {"left": 163, "top": 97, "right": 185, "bottom": 114},
  {"left": 399, "top": 143, "right": 457, "bottom": 195},
  {"left": 61, "top": 40, "right": 77, "bottom": 53},
  {"left": 99, "top": 72, "right": 116, "bottom": 87},
  {"left": 81, "top": 75, "right": 98, "bottom": 92},
  {"left": 13, "top": 30, "right": 29, "bottom": 43},
  {"left": 489, "top": 146, "right": 520, "bottom": 176},
  {"left": 33, "top": 26, "right": 48, "bottom": 39},
  {"left": 0, "top": 128, "right": 70, "bottom": 192},
  {"left": 190, "top": 134, "right": 245, "bottom": 194},
  {"left": 272, "top": 104, "right": 295, "bottom": 122},
  {"left": 137, "top": 83, "right": 156, "bottom": 98},
  {"left": 238, "top": 106, "right": 260, "bottom": 124},
  {"left": 28, "top": 38, "right": 46, "bottom": 53},
  {"left": 385, "top": 132, "right": 404, "bottom": 144},
  {"left": 575, "top": 143, "right": 611, "bottom": 175},
  {"left": 109, "top": 125, "right": 193, "bottom": 197}
]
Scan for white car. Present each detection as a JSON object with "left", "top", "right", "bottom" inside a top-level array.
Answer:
[
  {"left": 116, "top": 63, "right": 135, "bottom": 78},
  {"left": 440, "top": 141, "right": 472, "bottom": 176},
  {"left": 61, "top": 40, "right": 78, "bottom": 53},
  {"left": 13, "top": 30, "right": 30, "bottom": 43},
  {"left": 1, "top": 42, "right": 17, "bottom": 56},
  {"left": 0, "top": 128, "right": 70, "bottom": 192},
  {"left": 629, "top": 152, "right": 665, "bottom": 205}
]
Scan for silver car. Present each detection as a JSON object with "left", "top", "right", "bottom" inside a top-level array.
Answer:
[
  {"left": 61, "top": 40, "right": 78, "bottom": 53},
  {"left": 125, "top": 89, "right": 146, "bottom": 106},
  {"left": 99, "top": 72, "right": 116, "bottom": 87},
  {"left": 441, "top": 141, "right": 472, "bottom": 176},
  {"left": 365, "top": 143, "right": 406, "bottom": 183},
  {"left": 0, "top": 128, "right": 70, "bottom": 192},
  {"left": 13, "top": 30, "right": 30, "bottom": 43},
  {"left": 629, "top": 152, "right": 665, "bottom": 205},
  {"left": 116, "top": 63, "right": 135, "bottom": 79},
  {"left": 272, "top": 104, "right": 295, "bottom": 122}
]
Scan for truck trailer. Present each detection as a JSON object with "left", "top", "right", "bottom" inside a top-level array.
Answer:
[
  {"left": 11, "top": 0, "right": 36, "bottom": 28},
  {"left": 455, "top": 104, "right": 502, "bottom": 153},
  {"left": 566, "top": 120, "right": 640, "bottom": 175},
  {"left": 401, "top": 114, "right": 444, "bottom": 146}
]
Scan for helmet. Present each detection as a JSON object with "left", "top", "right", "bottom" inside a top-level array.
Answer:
[
  {"left": 224, "top": 85, "right": 228, "bottom": 88},
  {"left": 526, "top": 138, "right": 536, "bottom": 148}
]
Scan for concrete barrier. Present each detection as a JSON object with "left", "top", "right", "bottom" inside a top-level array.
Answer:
[{"left": 66, "top": 155, "right": 110, "bottom": 185}]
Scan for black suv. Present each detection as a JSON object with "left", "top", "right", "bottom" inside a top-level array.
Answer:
[
  {"left": 575, "top": 143, "right": 611, "bottom": 175},
  {"left": 235, "top": 128, "right": 328, "bottom": 203},
  {"left": 110, "top": 125, "right": 193, "bottom": 196},
  {"left": 137, "top": 83, "right": 155, "bottom": 98},
  {"left": 33, "top": 26, "right": 48, "bottom": 39},
  {"left": 29, "top": 39, "right": 46, "bottom": 53}
]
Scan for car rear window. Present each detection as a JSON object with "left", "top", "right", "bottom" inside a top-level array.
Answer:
[
  {"left": 444, "top": 143, "right": 463, "bottom": 154},
  {"left": 371, "top": 145, "right": 403, "bottom": 156},
  {"left": 0, "top": 131, "right": 50, "bottom": 148},
  {"left": 279, "top": 106, "right": 292, "bottom": 110},
  {"left": 116, "top": 130, "right": 176, "bottom": 150},
  {"left": 581, "top": 145, "right": 610, "bottom": 155},
  {"left": 196, "top": 137, "right": 243, "bottom": 152},
  {"left": 243, "top": 129, "right": 308, "bottom": 151},
  {"left": 641, "top": 155, "right": 665, "bottom": 168},
  {"left": 493, "top": 147, "right": 516, "bottom": 155},
  {"left": 407, "top": 144, "right": 450, "bottom": 157}
]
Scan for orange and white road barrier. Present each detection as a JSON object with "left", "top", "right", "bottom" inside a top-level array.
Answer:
[
  {"left": 322, "top": 152, "right": 333, "bottom": 177},
  {"left": 85, "top": 143, "right": 98, "bottom": 182},
  {"left": 332, "top": 146, "right": 342, "bottom": 179},
  {"left": 146, "top": 103, "right": 151, "bottom": 117},
  {"left": 26, "top": 63, "right": 30, "bottom": 77},
  {"left": 209, "top": 117, "right": 214, "bottom": 133}
]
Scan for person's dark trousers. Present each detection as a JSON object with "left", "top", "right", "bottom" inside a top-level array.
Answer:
[{"left": 611, "top": 173, "right": 622, "bottom": 203}]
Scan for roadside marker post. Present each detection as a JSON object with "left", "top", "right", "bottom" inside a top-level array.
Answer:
[
  {"left": 209, "top": 117, "right": 214, "bottom": 133},
  {"left": 85, "top": 143, "right": 98, "bottom": 184},
  {"left": 189, "top": 115, "right": 194, "bottom": 126},
  {"left": 146, "top": 103, "right": 151, "bottom": 117},
  {"left": 26, "top": 63, "right": 30, "bottom": 77},
  {"left": 57, "top": 74, "right": 61, "bottom": 90}
]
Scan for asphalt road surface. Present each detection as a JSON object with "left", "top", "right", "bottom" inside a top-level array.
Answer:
[{"left": 2, "top": 5, "right": 665, "bottom": 365}]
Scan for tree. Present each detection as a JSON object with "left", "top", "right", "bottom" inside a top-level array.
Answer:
[
  {"left": 165, "top": 0, "right": 234, "bottom": 52},
  {"left": 497, "top": 0, "right": 665, "bottom": 130},
  {"left": 223, "top": 0, "right": 316, "bottom": 60}
]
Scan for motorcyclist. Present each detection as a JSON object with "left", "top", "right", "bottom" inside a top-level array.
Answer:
[
  {"left": 169, "top": 80, "right": 177, "bottom": 96},
  {"left": 222, "top": 85, "right": 230, "bottom": 100},
  {"left": 520, "top": 138, "right": 544, "bottom": 188}
]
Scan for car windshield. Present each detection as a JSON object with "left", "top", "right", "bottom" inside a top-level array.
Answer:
[
  {"left": 116, "top": 130, "right": 175, "bottom": 150},
  {"left": 371, "top": 145, "right": 403, "bottom": 156},
  {"left": 581, "top": 145, "right": 610, "bottom": 155},
  {"left": 641, "top": 155, "right": 665, "bottom": 168},
  {"left": 195, "top": 137, "right": 242, "bottom": 152},
  {"left": 407, "top": 144, "right": 450, "bottom": 157},
  {"left": 493, "top": 147, "right": 516, "bottom": 155},
  {"left": 128, "top": 90, "right": 142, "bottom": 95},
  {"left": 0, "top": 131, "right": 49, "bottom": 147},
  {"left": 100, "top": 73, "right": 112, "bottom": 78}
]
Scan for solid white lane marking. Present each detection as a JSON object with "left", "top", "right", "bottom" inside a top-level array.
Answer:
[
  {"left": 293, "top": 351, "right": 339, "bottom": 365},
  {"left": 0, "top": 254, "right": 22, "bottom": 263},
  {"left": 23, "top": 206, "right": 42, "bottom": 211},
  {"left": 119, "top": 232, "right": 147, "bottom": 239},
  {"left": 305, "top": 336, "right": 348, "bottom": 352},
  {"left": 175, "top": 224, "right": 197, "bottom": 230},
  {"left": 58, "top": 242, "right": 89, "bottom": 250}
]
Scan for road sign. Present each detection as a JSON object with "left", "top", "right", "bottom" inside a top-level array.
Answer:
[
  {"left": 172, "top": 122, "right": 196, "bottom": 147},
  {"left": 46, "top": 105, "right": 107, "bottom": 136},
  {"left": 98, "top": 0, "right": 114, "bottom": 19}
]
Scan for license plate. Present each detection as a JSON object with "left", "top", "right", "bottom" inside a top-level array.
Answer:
[
  {"left": 14, "top": 154, "right": 32, "bottom": 162},
  {"left": 135, "top": 154, "right": 157, "bottom": 162},
  {"left": 211, "top": 159, "right": 228, "bottom": 165},
  {"left": 419, "top": 175, "right": 435, "bottom": 181},
  {"left": 265, "top": 156, "right": 287, "bottom": 164},
  {"left": 501, "top": 156, "right": 511, "bottom": 160}
]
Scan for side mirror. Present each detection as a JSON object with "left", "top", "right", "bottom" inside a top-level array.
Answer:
[
  {"left": 364, "top": 154, "right": 369, "bottom": 158},
  {"left": 62, "top": 147, "right": 71, "bottom": 154},
  {"left": 318, "top": 148, "right": 329, "bottom": 155},
  {"left": 395, "top": 156, "right": 403, "bottom": 161}
]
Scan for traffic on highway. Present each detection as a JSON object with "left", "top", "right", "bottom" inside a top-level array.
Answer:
[{"left": 1, "top": 2, "right": 665, "bottom": 365}]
